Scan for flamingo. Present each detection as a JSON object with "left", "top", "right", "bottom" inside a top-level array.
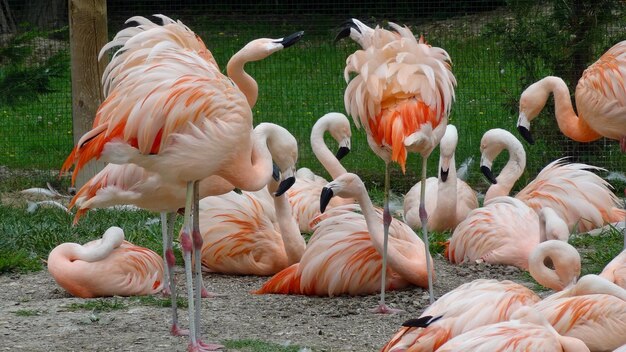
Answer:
[
  {"left": 255, "top": 173, "right": 431, "bottom": 297},
  {"left": 286, "top": 112, "right": 353, "bottom": 233},
  {"left": 480, "top": 128, "right": 625, "bottom": 233},
  {"left": 336, "top": 18, "right": 456, "bottom": 307},
  {"left": 403, "top": 124, "right": 478, "bottom": 232},
  {"left": 60, "top": 15, "right": 302, "bottom": 351},
  {"left": 47, "top": 226, "right": 164, "bottom": 298},
  {"left": 195, "top": 125, "right": 305, "bottom": 275},
  {"left": 600, "top": 248, "right": 626, "bottom": 289},
  {"left": 380, "top": 279, "right": 540, "bottom": 352},
  {"left": 516, "top": 41, "right": 626, "bottom": 151},
  {"left": 435, "top": 306, "right": 590, "bottom": 352}
]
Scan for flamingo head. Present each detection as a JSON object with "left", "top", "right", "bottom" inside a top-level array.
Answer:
[
  {"left": 320, "top": 173, "right": 363, "bottom": 213},
  {"left": 239, "top": 31, "right": 304, "bottom": 62},
  {"left": 438, "top": 125, "right": 458, "bottom": 183},
  {"left": 517, "top": 78, "right": 553, "bottom": 145},
  {"left": 324, "top": 112, "right": 352, "bottom": 161},
  {"left": 256, "top": 122, "right": 298, "bottom": 197}
]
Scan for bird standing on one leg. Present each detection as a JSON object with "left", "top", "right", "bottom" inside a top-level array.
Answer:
[{"left": 336, "top": 18, "right": 456, "bottom": 307}]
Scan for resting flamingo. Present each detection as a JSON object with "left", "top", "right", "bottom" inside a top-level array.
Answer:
[
  {"left": 286, "top": 112, "right": 353, "bottom": 233},
  {"left": 403, "top": 124, "right": 478, "bottom": 232},
  {"left": 255, "top": 173, "right": 431, "bottom": 297},
  {"left": 47, "top": 226, "right": 164, "bottom": 298},
  {"left": 195, "top": 126, "right": 305, "bottom": 275},
  {"left": 61, "top": 15, "right": 302, "bottom": 351},
  {"left": 336, "top": 18, "right": 456, "bottom": 307},
  {"left": 435, "top": 306, "right": 590, "bottom": 352},
  {"left": 380, "top": 279, "right": 540, "bottom": 352},
  {"left": 480, "top": 128, "right": 625, "bottom": 233},
  {"left": 601, "top": 248, "right": 626, "bottom": 289},
  {"left": 516, "top": 41, "right": 626, "bottom": 151}
]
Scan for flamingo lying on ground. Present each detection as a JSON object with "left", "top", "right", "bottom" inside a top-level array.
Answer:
[
  {"left": 435, "top": 306, "right": 590, "bottom": 352},
  {"left": 517, "top": 40, "right": 626, "bottom": 151},
  {"left": 286, "top": 112, "right": 353, "bottom": 233},
  {"left": 480, "top": 128, "right": 625, "bottom": 233},
  {"left": 403, "top": 124, "right": 478, "bottom": 232},
  {"left": 195, "top": 125, "right": 305, "bottom": 275},
  {"left": 47, "top": 226, "right": 163, "bottom": 298},
  {"left": 336, "top": 18, "right": 456, "bottom": 308},
  {"left": 61, "top": 14, "right": 302, "bottom": 351},
  {"left": 256, "top": 173, "right": 431, "bottom": 297},
  {"left": 600, "top": 248, "right": 626, "bottom": 289}
]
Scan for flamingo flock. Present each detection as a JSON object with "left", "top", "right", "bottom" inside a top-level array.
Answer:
[{"left": 35, "top": 14, "right": 626, "bottom": 352}]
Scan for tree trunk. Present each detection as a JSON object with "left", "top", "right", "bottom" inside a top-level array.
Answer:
[{"left": 0, "top": 0, "right": 16, "bottom": 33}]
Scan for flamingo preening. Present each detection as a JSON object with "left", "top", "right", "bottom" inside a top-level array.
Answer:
[
  {"left": 255, "top": 173, "right": 431, "bottom": 297},
  {"left": 61, "top": 15, "right": 303, "bottom": 351},
  {"left": 47, "top": 226, "right": 164, "bottom": 298},
  {"left": 517, "top": 40, "right": 626, "bottom": 151},
  {"left": 336, "top": 18, "right": 456, "bottom": 308},
  {"left": 403, "top": 124, "right": 478, "bottom": 232}
]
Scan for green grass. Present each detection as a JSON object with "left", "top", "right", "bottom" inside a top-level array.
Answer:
[
  {"left": 62, "top": 298, "right": 126, "bottom": 312},
  {"left": 569, "top": 226, "right": 624, "bottom": 276},
  {"left": 132, "top": 295, "right": 188, "bottom": 309},
  {"left": 13, "top": 308, "right": 43, "bottom": 317},
  {"left": 223, "top": 339, "right": 305, "bottom": 352}
]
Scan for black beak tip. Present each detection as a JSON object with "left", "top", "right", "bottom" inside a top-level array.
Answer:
[
  {"left": 272, "top": 163, "right": 280, "bottom": 182},
  {"left": 440, "top": 168, "right": 449, "bottom": 182},
  {"left": 280, "top": 31, "right": 304, "bottom": 48},
  {"left": 320, "top": 187, "right": 334, "bottom": 213},
  {"left": 335, "top": 146, "right": 351, "bottom": 161},
  {"left": 401, "top": 315, "right": 443, "bottom": 328},
  {"left": 480, "top": 165, "right": 498, "bottom": 184},
  {"left": 275, "top": 176, "right": 296, "bottom": 197},
  {"left": 517, "top": 125, "right": 535, "bottom": 145},
  {"left": 334, "top": 19, "right": 359, "bottom": 43}
]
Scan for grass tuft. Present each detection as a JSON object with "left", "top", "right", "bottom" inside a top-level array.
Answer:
[
  {"left": 62, "top": 298, "right": 126, "bottom": 312},
  {"left": 132, "top": 295, "right": 188, "bottom": 309},
  {"left": 223, "top": 339, "right": 305, "bottom": 352},
  {"left": 13, "top": 309, "right": 43, "bottom": 317}
]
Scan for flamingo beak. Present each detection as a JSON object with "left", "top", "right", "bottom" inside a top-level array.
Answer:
[
  {"left": 402, "top": 315, "right": 443, "bottom": 328},
  {"left": 440, "top": 168, "right": 449, "bottom": 182},
  {"left": 481, "top": 165, "right": 498, "bottom": 184},
  {"left": 335, "top": 146, "right": 350, "bottom": 161},
  {"left": 334, "top": 19, "right": 360, "bottom": 43},
  {"left": 272, "top": 163, "right": 280, "bottom": 182},
  {"left": 517, "top": 125, "right": 535, "bottom": 145},
  {"left": 274, "top": 167, "right": 296, "bottom": 197},
  {"left": 320, "top": 187, "right": 334, "bottom": 213},
  {"left": 276, "top": 31, "right": 304, "bottom": 48}
]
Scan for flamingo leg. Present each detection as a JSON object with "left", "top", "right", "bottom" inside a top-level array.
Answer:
[
  {"left": 180, "top": 182, "right": 200, "bottom": 350},
  {"left": 190, "top": 180, "right": 224, "bottom": 351},
  {"left": 372, "top": 164, "right": 402, "bottom": 314},
  {"left": 163, "top": 211, "right": 188, "bottom": 336},
  {"left": 419, "top": 156, "right": 435, "bottom": 304}
]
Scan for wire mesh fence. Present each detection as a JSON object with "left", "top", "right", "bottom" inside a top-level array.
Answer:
[{"left": 1, "top": 0, "right": 625, "bottom": 193}]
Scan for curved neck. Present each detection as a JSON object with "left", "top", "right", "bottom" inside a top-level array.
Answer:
[
  {"left": 485, "top": 146, "right": 526, "bottom": 202},
  {"left": 430, "top": 154, "right": 458, "bottom": 227},
  {"left": 65, "top": 238, "right": 120, "bottom": 263},
  {"left": 272, "top": 185, "right": 305, "bottom": 265},
  {"left": 224, "top": 130, "right": 273, "bottom": 192},
  {"left": 354, "top": 184, "right": 428, "bottom": 287},
  {"left": 544, "top": 77, "right": 601, "bottom": 143},
  {"left": 226, "top": 54, "right": 258, "bottom": 108},
  {"left": 528, "top": 240, "right": 580, "bottom": 291},
  {"left": 311, "top": 122, "right": 347, "bottom": 179}
]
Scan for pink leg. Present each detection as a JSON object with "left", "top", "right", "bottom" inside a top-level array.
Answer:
[
  {"left": 162, "top": 212, "right": 189, "bottom": 336},
  {"left": 620, "top": 136, "right": 626, "bottom": 152}
]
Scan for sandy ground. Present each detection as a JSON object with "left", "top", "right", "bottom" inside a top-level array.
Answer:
[{"left": 0, "top": 257, "right": 534, "bottom": 352}]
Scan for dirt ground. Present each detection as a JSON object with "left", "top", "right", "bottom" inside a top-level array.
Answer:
[{"left": 0, "top": 256, "right": 536, "bottom": 352}]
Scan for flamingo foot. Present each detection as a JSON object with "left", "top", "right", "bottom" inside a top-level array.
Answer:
[
  {"left": 201, "top": 286, "right": 223, "bottom": 298},
  {"left": 162, "top": 286, "right": 172, "bottom": 296},
  {"left": 621, "top": 136, "right": 626, "bottom": 152},
  {"left": 187, "top": 341, "right": 224, "bottom": 351},
  {"left": 370, "top": 302, "right": 404, "bottom": 315},
  {"left": 171, "top": 324, "right": 189, "bottom": 337}
]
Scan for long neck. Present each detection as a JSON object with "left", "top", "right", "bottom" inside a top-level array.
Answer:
[
  {"left": 528, "top": 241, "right": 579, "bottom": 291},
  {"left": 355, "top": 186, "right": 429, "bottom": 287},
  {"left": 273, "top": 190, "right": 306, "bottom": 265},
  {"left": 430, "top": 154, "right": 458, "bottom": 228},
  {"left": 227, "top": 54, "right": 258, "bottom": 108},
  {"left": 485, "top": 145, "right": 526, "bottom": 202},
  {"left": 545, "top": 77, "right": 601, "bottom": 143},
  {"left": 224, "top": 130, "right": 273, "bottom": 192},
  {"left": 311, "top": 122, "right": 347, "bottom": 179},
  {"left": 64, "top": 238, "right": 120, "bottom": 263}
]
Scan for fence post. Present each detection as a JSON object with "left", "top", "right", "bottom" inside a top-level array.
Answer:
[{"left": 68, "top": 0, "right": 108, "bottom": 187}]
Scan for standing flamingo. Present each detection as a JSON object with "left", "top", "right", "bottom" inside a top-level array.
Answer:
[
  {"left": 480, "top": 128, "right": 625, "bottom": 233},
  {"left": 381, "top": 279, "right": 540, "bottom": 352},
  {"left": 336, "top": 18, "right": 456, "bottom": 307},
  {"left": 47, "top": 226, "right": 164, "bottom": 298},
  {"left": 255, "top": 173, "right": 431, "bottom": 297},
  {"left": 403, "top": 125, "right": 478, "bottom": 232},
  {"left": 61, "top": 15, "right": 302, "bottom": 351},
  {"left": 286, "top": 112, "right": 353, "bottom": 233},
  {"left": 516, "top": 41, "right": 626, "bottom": 151},
  {"left": 195, "top": 124, "right": 304, "bottom": 275},
  {"left": 435, "top": 306, "right": 590, "bottom": 352}
]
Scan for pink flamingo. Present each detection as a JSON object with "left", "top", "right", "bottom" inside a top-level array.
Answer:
[
  {"left": 47, "top": 226, "right": 164, "bottom": 298},
  {"left": 600, "top": 248, "right": 626, "bottom": 289},
  {"left": 435, "top": 306, "right": 590, "bottom": 352},
  {"left": 480, "top": 128, "right": 625, "bottom": 233},
  {"left": 403, "top": 125, "right": 478, "bottom": 232},
  {"left": 517, "top": 41, "right": 626, "bottom": 151},
  {"left": 61, "top": 15, "right": 302, "bottom": 351},
  {"left": 195, "top": 125, "right": 305, "bottom": 275},
  {"left": 380, "top": 279, "right": 540, "bottom": 352},
  {"left": 336, "top": 18, "right": 456, "bottom": 307},
  {"left": 255, "top": 173, "right": 431, "bottom": 297},
  {"left": 287, "top": 112, "right": 353, "bottom": 233}
]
